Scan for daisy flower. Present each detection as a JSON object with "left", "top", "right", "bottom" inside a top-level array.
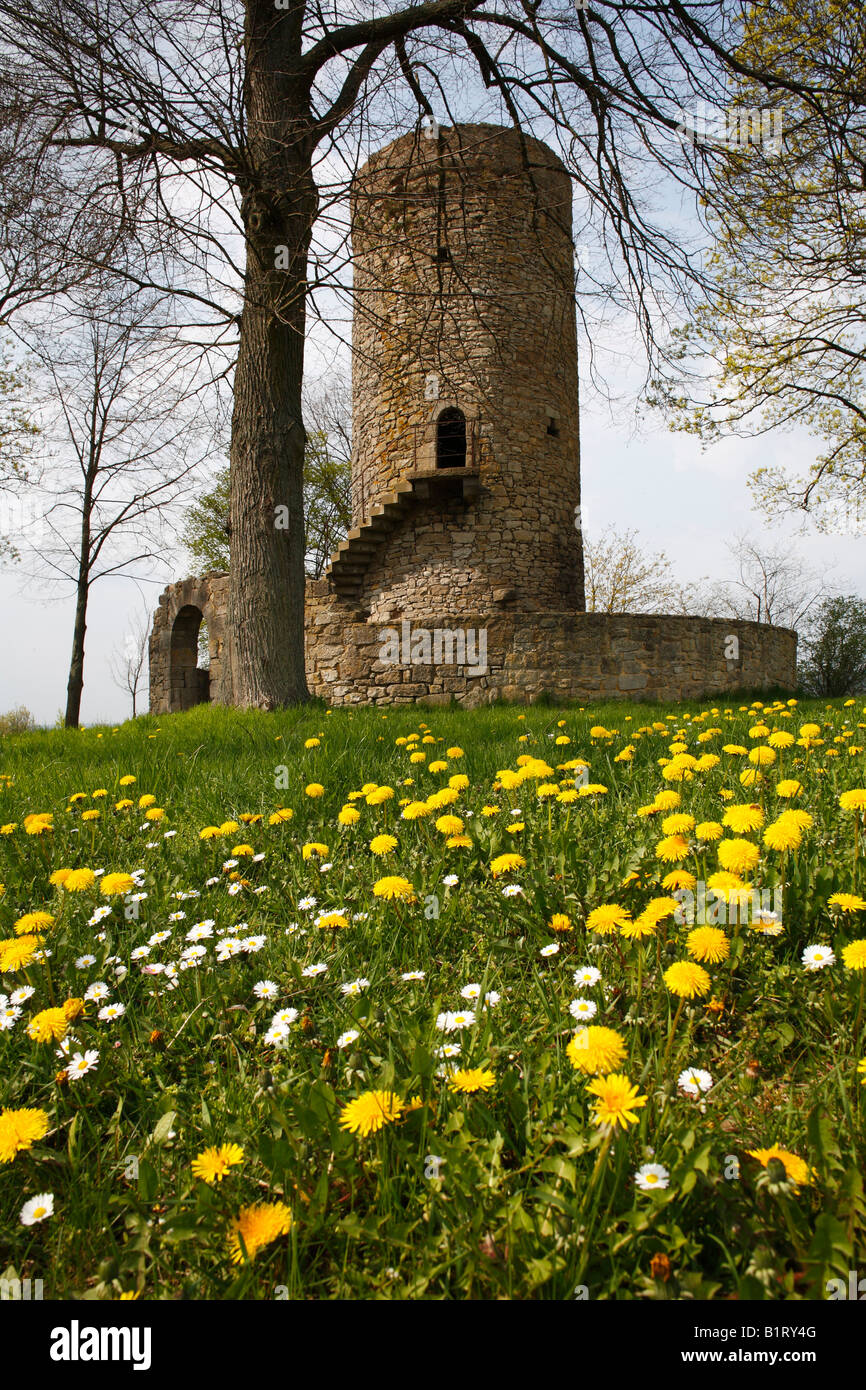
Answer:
[
  {"left": 337, "top": 1029, "right": 360, "bottom": 1049},
  {"left": 253, "top": 980, "right": 278, "bottom": 1000},
  {"left": 574, "top": 966, "right": 602, "bottom": 988},
  {"left": 97, "top": 1003, "right": 125, "bottom": 1022},
  {"left": 677, "top": 1067, "right": 713, "bottom": 1097},
  {"left": 67, "top": 1049, "right": 100, "bottom": 1081},
  {"left": 569, "top": 998, "right": 598, "bottom": 1021},
  {"left": 634, "top": 1163, "right": 670, "bottom": 1192},
  {"left": 435, "top": 1010, "right": 475, "bottom": 1033},
  {"left": 341, "top": 978, "right": 370, "bottom": 996},
  {"left": 19, "top": 1192, "right": 54, "bottom": 1225},
  {"left": 802, "top": 944, "right": 835, "bottom": 971}
]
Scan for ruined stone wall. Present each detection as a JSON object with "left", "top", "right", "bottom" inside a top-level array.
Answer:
[
  {"left": 303, "top": 601, "right": 797, "bottom": 707},
  {"left": 148, "top": 574, "right": 231, "bottom": 714},
  {"left": 150, "top": 575, "right": 796, "bottom": 714},
  {"left": 349, "top": 123, "right": 584, "bottom": 614}
]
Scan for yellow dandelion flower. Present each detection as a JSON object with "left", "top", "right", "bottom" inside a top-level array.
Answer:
[
  {"left": 489, "top": 853, "right": 526, "bottom": 877},
  {"left": 717, "top": 839, "right": 760, "bottom": 875},
  {"left": 664, "top": 961, "right": 712, "bottom": 998},
  {"left": 747, "top": 1145, "right": 811, "bottom": 1187},
  {"left": 338, "top": 1089, "right": 405, "bottom": 1137},
  {"left": 829, "top": 893, "right": 866, "bottom": 911},
  {"left": 100, "top": 873, "right": 135, "bottom": 896},
  {"left": 372, "top": 876, "right": 415, "bottom": 902},
  {"left": 228, "top": 1201, "right": 292, "bottom": 1263},
  {"left": 686, "top": 926, "right": 730, "bottom": 964},
  {"left": 842, "top": 939, "right": 866, "bottom": 971},
  {"left": 586, "top": 1073, "right": 648, "bottom": 1130},
  {"left": 0, "top": 935, "right": 41, "bottom": 972},
  {"left": 14, "top": 911, "right": 54, "bottom": 935},
  {"left": 448, "top": 1068, "right": 495, "bottom": 1094},
  {"left": 62, "top": 868, "right": 96, "bottom": 892},
  {"left": 191, "top": 1143, "right": 245, "bottom": 1184},
  {"left": 585, "top": 904, "right": 631, "bottom": 935},
  {"left": 27, "top": 1007, "right": 70, "bottom": 1044},
  {"left": 0, "top": 1106, "right": 50, "bottom": 1163},
  {"left": 566, "top": 1026, "right": 627, "bottom": 1076}
]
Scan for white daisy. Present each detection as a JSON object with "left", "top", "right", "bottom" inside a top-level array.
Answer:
[
  {"left": 802, "top": 944, "right": 835, "bottom": 971},
  {"left": 460, "top": 983, "right": 481, "bottom": 1000},
  {"left": 502, "top": 884, "right": 523, "bottom": 897},
  {"left": 569, "top": 997, "right": 598, "bottom": 1021},
  {"left": 222, "top": 859, "right": 239, "bottom": 870},
  {"left": 573, "top": 966, "right": 602, "bottom": 987},
  {"left": 67, "top": 1049, "right": 100, "bottom": 1080},
  {"left": 0, "top": 1006, "right": 22, "bottom": 1031},
  {"left": 85, "top": 982, "right": 111, "bottom": 1002},
  {"left": 75, "top": 954, "right": 98, "bottom": 969},
  {"left": 298, "top": 896, "right": 318, "bottom": 911},
  {"left": 401, "top": 970, "right": 426, "bottom": 981},
  {"left": 19, "top": 1193, "right": 54, "bottom": 1225},
  {"left": 435, "top": 1010, "right": 475, "bottom": 1032},
  {"left": 168, "top": 911, "right": 187, "bottom": 923},
  {"left": 97, "top": 1002, "right": 125, "bottom": 1022},
  {"left": 634, "top": 1163, "right": 670, "bottom": 1192},
  {"left": 263, "top": 1022, "right": 291, "bottom": 1049},
  {"left": 253, "top": 980, "right": 278, "bottom": 1000},
  {"left": 240, "top": 935, "right": 266, "bottom": 953},
  {"left": 341, "top": 978, "right": 370, "bottom": 996},
  {"left": 10, "top": 986, "right": 34, "bottom": 1005},
  {"left": 148, "top": 930, "right": 172, "bottom": 946},
  {"left": 442, "top": 874, "right": 459, "bottom": 887},
  {"left": 301, "top": 962, "right": 328, "bottom": 978},
  {"left": 677, "top": 1067, "right": 713, "bottom": 1097},
  {"left": 435, "top": 1042, "right": 461, "bottom": 1058},
  {"left": 227, "top": 882, "right": 243, "bottom": 896},
  {"left": 130, "top": 946, "right": 150, "bottom": 961},
  {"left": 337, "top": 1029, "right": 360, "bottom": 1049},
  {"left": 271, "top": 1008, "right": 299, "bottom": 1028},
  {"left": 539, "top": 943, "right": 560, "bottom": 957},
  {"left": 215, "top": 939, "right": 242, "bottom": 961}
]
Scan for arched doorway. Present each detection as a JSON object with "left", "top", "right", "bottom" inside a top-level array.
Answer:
[
  {"left": 170, "top": 605, "right": 211, "bottom": 711},
  {"left": 436, "top": 407, "right": 467, "bottom": 469}
]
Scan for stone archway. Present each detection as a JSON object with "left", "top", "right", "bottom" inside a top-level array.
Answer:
[{"left": 169, "top": 604, "right": 211, "bottom": 711}]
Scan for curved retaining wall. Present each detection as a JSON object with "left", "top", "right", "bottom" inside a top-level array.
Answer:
[{"left": 149, "top": 575, "right": 797, "bottom": 713}]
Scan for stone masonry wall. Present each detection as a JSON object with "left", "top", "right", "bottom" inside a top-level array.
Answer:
[
  {"left": 150, "top": 576, "right": 796, "bottom": 713},
  {"left": 349, "top": 123, "right": 584, "bottom": 614}
]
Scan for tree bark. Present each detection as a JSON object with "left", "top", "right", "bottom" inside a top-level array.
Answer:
[
  {"left": 65, "top": 568, "right": 88, "bottom": 727},
  {"left": 228, "top": 1, "right": 316, "bottom": 708}
]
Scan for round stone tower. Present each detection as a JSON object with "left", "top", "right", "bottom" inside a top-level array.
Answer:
[{"left": 335, "top": 121, "right": 585, "bottom": 617}]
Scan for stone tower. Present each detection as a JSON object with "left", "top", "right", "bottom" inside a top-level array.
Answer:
[
  {"left": 149, "top": 123, "right": 798, "bottom": 712},
  {"left": 327, "top": 121, "right": 585, "bottom": 616}
]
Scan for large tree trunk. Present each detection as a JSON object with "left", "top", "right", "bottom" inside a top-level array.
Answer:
[{"left": 228, "top": 1, "right": 316, "bottom": 709}]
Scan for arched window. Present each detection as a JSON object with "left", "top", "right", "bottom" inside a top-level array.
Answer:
[
  {"left": 169, "top": 605, "right": 211, "bottom": 711},
  {"left": 436, "top": 407, "right": 467, "bottom": 469}
]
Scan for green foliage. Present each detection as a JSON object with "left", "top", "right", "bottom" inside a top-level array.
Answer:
[
  {"left": 799, "top": 595, "right": 866, "bottom": 696},
  {"left": 650, "top": 0, "right": 866, "bottom": 529},
  {"left": 181, "top": 430, "right": 351, "bottom": 579}
]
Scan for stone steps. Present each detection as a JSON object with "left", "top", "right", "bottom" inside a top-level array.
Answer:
[{"left": 325, "top": 480, "right": 416, "bottom": 598}]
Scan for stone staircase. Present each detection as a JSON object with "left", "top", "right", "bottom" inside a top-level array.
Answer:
[{"left": 325, "top": 479, "right": 417, "bottom": 600}]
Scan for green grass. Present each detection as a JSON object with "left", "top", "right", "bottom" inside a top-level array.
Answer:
[{"left": 0, "top": 695, "right": 864, "bottom": 1300}]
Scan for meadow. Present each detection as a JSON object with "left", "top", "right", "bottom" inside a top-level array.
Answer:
[{"left": 0, "top": 694, "right": 864, "bottom": 1301}]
